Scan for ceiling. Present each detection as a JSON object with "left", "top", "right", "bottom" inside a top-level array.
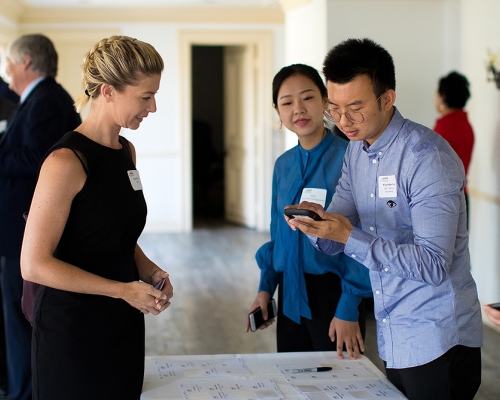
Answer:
[{"left": 23, "top": 0, "right": 281, "bottom": 7}]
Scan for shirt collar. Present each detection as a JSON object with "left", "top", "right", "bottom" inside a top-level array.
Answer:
[
  {"left": 20, "top": 76, "right": 46, "bottom": 104},
  {"left": 298, "top": 128, "right": 335, "bottom": 155},
  {"left": 362, "top": 106, "right": 405, "bottom": 158}
]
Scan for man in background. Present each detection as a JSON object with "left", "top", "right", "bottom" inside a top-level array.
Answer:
[
  {"left": 0, "top": 77, "right": 19, "bottom": 105},
  {"left": 0, "top": 77, "right": 18, "bottom": 138},
  {"left": 0, "top": 34, "right": 80, "bottom": 400},
  {"left": 0, "top": 97, "right": 17, "bottom": 136},
  {"left": 0, "top": 75, "right": 18, "bottom": 399}
]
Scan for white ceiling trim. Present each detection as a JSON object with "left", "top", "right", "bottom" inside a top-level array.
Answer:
[
  {"left": 23, "top": 0, "right": 281, "bottom": 8},
  {"left": 277, "top": 0, "right": 310, "bottom": 12}
]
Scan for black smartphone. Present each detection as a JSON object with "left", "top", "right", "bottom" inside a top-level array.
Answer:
[
  {"left": 154, "top": 278, "right": 166, "bottom": 291},
  {"left": 249, "top": 298, "right": 277, "bottom": 332},
  {"left": 284, "top": 208, "right": 322, "bottom": 221},
  {"left": 488, "top": 302, "right": 500, "bottom": 311}
]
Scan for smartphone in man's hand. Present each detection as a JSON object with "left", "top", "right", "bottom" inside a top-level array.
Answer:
[{"left": 284, "top": 208, "right": 322, "bottom": 221}]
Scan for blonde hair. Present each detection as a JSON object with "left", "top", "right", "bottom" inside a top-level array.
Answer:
[{"left": 75, "top": 36, "right": 164, "bottom": 112}]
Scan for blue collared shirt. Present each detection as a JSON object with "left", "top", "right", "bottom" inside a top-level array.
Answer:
[
  {"left": 257, "top": 131, "right": 372, "bottom": 324},
  {"left": 20, "top": 76, "right": 45, "bottom": 104},
  {"left": 313, "top": 108, "right": 483, "bottom": 368}
]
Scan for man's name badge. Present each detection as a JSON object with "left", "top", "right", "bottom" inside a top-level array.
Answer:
[
  {"left": 127, "top": 170, "right": 143, "bottom": 191},
  {"left": 300, "top": 188, "right": 327, "bottom": 207},
  {"left": 378, "top": 175, "right": 397, "bottom": 198}
]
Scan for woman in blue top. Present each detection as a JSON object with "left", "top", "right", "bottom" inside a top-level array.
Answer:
[{"left": 246, "top": 64, "right": 372, "bottom": 359}]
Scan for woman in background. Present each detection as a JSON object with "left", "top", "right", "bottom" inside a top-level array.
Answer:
[
  {"left": 246, "top": 64, "right": 371, "bottom": 359},
  {"left": 21, "top": 36, "right": 173, "bottom": 399},
  {"left": 434, "top": 71, "right": 474, "bottom": 226}
]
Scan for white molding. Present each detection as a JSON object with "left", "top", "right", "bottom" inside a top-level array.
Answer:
[
  {"left": 18, "top": 6, "right": 283, "bottom": 24},
  {"left": 278, "top": 0, "right": 311, "bottom": 12},
  {"left": 468, "top": 187, "right": 500, "bottom": 206},
  {"left": 143, "top": 221, "right": 184, "bottom": 233}
]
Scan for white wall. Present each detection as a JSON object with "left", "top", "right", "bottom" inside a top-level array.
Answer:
[
  {"left": 326, "top": 0, "right": 447, "bottom": 128},
  {"left": 281, "top": 0, "right": 327, "bottom": 150},
  {"left": 460, "top": 0, "right": 500, "bottom": 304},
  {"left": 319, "top": 0, "right": 500, "bottom": 307}
]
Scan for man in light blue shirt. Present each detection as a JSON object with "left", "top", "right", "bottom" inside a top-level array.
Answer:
[{"left": 287, "top": 38, "right": 482, "bottom": 400}]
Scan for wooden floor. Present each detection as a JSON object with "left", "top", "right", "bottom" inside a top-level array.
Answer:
[{"left": 140, "top": 219, "right": 500, "bottom": 399}]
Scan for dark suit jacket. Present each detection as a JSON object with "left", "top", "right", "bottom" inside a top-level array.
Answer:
[
  {"left": 0, "top": 76, "right": 20, "bottom": 104},
  {"left": 0, "top": 77, "right": 81, "bottom": 256},
  {"left": 0, "top": 97, "right": 17, "bottom": 135}
]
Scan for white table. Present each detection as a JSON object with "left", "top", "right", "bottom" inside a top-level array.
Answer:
[{"left": 142, "top": 351, "right": 407, "bottom": 399}]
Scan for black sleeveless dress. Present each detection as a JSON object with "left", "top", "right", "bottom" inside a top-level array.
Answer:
[{"left": 32, "top": 131, "right": 147, "bottom": 400}]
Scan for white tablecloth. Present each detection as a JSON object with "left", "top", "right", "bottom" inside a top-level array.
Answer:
[{"left": 142, "top": 351, "right": 407, "bottom": 399}]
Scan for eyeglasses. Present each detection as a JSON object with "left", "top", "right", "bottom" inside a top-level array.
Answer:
[{"left": 323, "top": 93, "right": 384, "bottom": 124}]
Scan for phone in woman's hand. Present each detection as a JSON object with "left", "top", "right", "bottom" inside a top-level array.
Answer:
[
  {"left": 154, "top": 278, "right": 166, "bottom": 291},
  {"left": 248, "top": 299, "right": 277, "bottom": 332}
]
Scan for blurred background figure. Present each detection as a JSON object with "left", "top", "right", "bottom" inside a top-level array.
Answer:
[
  {"left": 0, "top": 66, "right": 20, "bottom": 400},
  {"left": 0, "top": 82, "right": 18, "bottom": 390},
  {"left": 0, "top": 97, "right": 17, "bottom": 136},
  {"left": 0, "top": 34, "right": 81, "bottom": 400},
  {"left": 0, "top": 76, "right": 18, "bottom": 138},
  {"left": 434, "top": 71, "right": 474, "bottom": 227},
  {"left": 0, "top": 77, "right": 19, "bottom": 105}
]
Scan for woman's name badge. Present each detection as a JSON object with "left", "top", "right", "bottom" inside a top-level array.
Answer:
[
  {"left": 378, "top": 175, "right": 397, "bottom": 198},
  {"left": 300, "top": 188, "right": 327, "bottom": 207},
  {"left": 127, "top": 170, "right": 143, "bottom": 191}
]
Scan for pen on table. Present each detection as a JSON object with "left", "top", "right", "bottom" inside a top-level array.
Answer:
[{"left": 289, "top": 367, "right": 332, "bottom": 373}]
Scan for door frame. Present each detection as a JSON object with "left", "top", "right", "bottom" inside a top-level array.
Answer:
[{"left": 179, "top": 30, "right": 274, "bottom": 231}]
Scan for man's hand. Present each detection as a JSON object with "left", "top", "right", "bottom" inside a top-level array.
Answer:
[
  {"left": 285, "top": 201, "right": 353, "bottom": 244},
  {"left": 329, "top": 317, "right": 364, "bottom": 360}
]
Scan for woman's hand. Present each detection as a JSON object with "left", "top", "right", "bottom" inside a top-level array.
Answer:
[
  {"left": 246, "top": 291, "right": 274, "bottom": 332},
  {"left": 121, "top": 280, "right": 170, "bottom": 315},
  {"left": 151, "top": 270, "right": 174, "bottom": 311}
]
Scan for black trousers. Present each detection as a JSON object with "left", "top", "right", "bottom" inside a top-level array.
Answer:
[
  {"left": 276, "top": 272, "right": 366, "bottom": 352},
  {"left": 385, "top": 345, "right": 481, "bottom": 400}
]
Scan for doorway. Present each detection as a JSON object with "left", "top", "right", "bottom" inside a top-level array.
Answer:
[
  {"left": 191, "top": 45, "right": 225, "bottom": 225},
  {"left": 191, "top": 44, "right": 256, "bottom": 229},
  {"left": 179, "top": 30, "right": 274, "bottom": 232}
]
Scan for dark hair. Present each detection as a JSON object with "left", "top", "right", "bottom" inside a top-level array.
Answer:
[
  {"left": 272, "top": 63, "right": 327, "bottom": 107},
  {"left": 438, "top": 71, "right": 470, "bottom": 109},
  {"left": 322, "top": 38, "right": 395, "bottom": 97}
]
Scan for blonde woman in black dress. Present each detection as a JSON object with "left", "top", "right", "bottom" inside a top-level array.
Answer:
[{"left": 21, "top": 36, "right": 173, "bottom": 399}]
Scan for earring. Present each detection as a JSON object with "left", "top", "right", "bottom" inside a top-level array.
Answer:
[{"left": 279, "top": 120, "right": 282, "bottom": 129}]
